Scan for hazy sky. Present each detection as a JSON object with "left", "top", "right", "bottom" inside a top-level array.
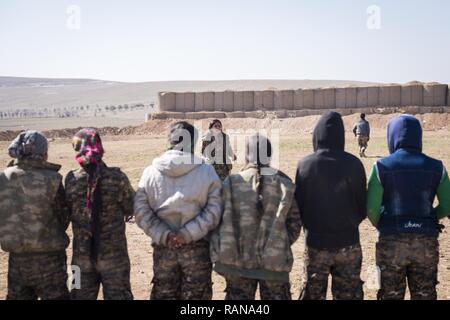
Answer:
[{"left": 1, "top": 0, "right": 450, "bottom": 83}]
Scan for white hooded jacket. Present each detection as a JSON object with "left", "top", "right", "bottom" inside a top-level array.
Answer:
[{"left": 134, "top": 150, "right": 223, "bottom": 245}]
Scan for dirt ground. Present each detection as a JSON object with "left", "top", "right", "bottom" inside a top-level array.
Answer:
[{"left": 2, "top": 119, "right": 450, "bottom": 300}]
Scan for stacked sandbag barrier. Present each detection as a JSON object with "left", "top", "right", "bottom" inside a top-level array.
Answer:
[{"left": 154, "top": 82, "right": 449, "bottom": 120}]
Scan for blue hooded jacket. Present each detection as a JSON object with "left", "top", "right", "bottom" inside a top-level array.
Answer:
[{"left": 375, "top": 115, "right": 444, "bottom": 237}]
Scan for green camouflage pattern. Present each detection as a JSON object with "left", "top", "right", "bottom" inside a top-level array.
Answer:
[
  {"left": 0, "top": 159, "right": 70, "bottom": 254},
  {"left": 224, "top": 274, "right": 291, "bottom": 300},
  {"left": 376, "top": 234, "right": 439, "bottom": 300},
  {"left": 151, "top": 240, "right": 212, "bottom": 300},
  {"left": 70, "top": 265, "right": 133, "bottom": 300},
  {"left": 210, "top": 165, "right": 302, "bottom": 278},
  {"left": 7, "top": 251, "right": 69, "bottom": 300},
  {"left": 65, "top": 163, "right": 134, "bottom": 299},
  {"left": 300, "top": 244, "right": 364, "bottom": 300}
]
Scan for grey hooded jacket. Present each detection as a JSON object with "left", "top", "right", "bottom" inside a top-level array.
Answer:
[{"left": 134, "top": 150, "right": 223, "bottom": 245}]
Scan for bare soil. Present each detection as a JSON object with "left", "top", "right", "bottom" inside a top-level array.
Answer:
[{"left": 1, "top": 115, "right": 450, "bottom": 300}]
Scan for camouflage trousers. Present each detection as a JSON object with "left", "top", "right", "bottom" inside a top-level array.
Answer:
[
  {"left": 7, "top": 251, "right": 69, "bottom": 300},
  {"left": 376, "top": 234, "right": 439, "bottom": 300},
  {"left": 300, "top": 244, "right": 364, "bottom": 300},
  {"left": 212, "top": 163, "right": 232, "bottom": 181},
  {"left": 357, "top": 135, "right": 369, "bottom": 155},
  {"left": 70, "top": 253, "right": 133, "bottom": 300},
  {"left": 151, "top": 239, "right": 212, "bottom": 300},
  {"left": 224, "top": 274, "right": 291, "bottom": 300}
]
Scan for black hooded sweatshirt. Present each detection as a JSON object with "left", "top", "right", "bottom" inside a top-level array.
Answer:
[{"left": 295, "top": 112, "right": 367, "bottom": 249}]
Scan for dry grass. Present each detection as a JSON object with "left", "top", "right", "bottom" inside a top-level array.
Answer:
[{"left": 1, "top": 128, "right": 450, "bottom": 300}]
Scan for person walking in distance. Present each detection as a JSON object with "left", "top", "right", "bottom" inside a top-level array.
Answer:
[{"left": 353, "top": 113, "right": 371, "bottom": 157}]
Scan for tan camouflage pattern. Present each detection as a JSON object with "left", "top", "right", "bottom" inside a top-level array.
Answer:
[
  {"left": 65, "top": 163, "right": 134, "bottom": 299},
  {"left": 357, "top": 135, "right": 369, "bottom": 156},
  {"left": 210, "top": 165, "right": 302, "bottom": 274},
  {"left": 202, "top": 132, "right": 235, "bottom": 181},
  {"left": 0, "top": 159, "right": 70, "bottom": 254},
  {"left": 150, "top": 240, "right": 212, "bottom": 300},
  {"left": 300, "top": 244, "right": 364, "bottom": 300},
  {"left": 7, "top": 251, "right": 69, "bottom": 300},
  {"left": 224, "top": 274, "right": 291, "bottom": 300},
  {"left": 70, "top": 265, "right": 133, "bottom": 300},
  {"left": 376, "top": 234, "right": 439, "bottom": 300}
]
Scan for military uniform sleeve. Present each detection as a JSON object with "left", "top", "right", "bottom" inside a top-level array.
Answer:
[
  {"left": 118, "top": 171, "right": 135, "bottom": 222},
  {"left": 286, "top": 199, "right": 302, "bottom": 245},
  {"left": 54, "top": 179, "right": 71, "bottom": 230},
  {"left": 352, "top": 124, "right": 357, "bottom": 136},
  {"left": 178, "top": 165, "right": 223, "bottom": 243},
  {"left": 436, "top": 167, "right": 450, "bottom": 219},
  {"left": 134, "top": 167, "right": 172, "bottom": 245},
  {"left": 367, "top": 164, "right": 384, "bottom": 226}
]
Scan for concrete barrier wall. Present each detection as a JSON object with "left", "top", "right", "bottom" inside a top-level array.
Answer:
[
  {"left": 275, "top": 90, "right": 294, "bottom": 110},
  {"left": 424, "top": 83, "right": 447, "bottom": 106},
  {"left": 401, "top": 83, "right": 424, "bottom": 106},
  {"left": 447, "top": 85, "right": 450, "bottom": 106},
  {"left": 243, "top": 91, "right": 254, "bottom": 111},
  {"left": 303, "top": 89, "right": 314, "bottom": 109},
  {"left": 159, "top": 92, "right": 176, "bottom": 111},
  {"left": 223, "top": 91, "right": 234, "bottom": 112},
  {"left": 294, "top": 89, "right": 303, "bottom": 109},
  {"left": 158, "top": 82, "right": 449, "bottom": 112},
  {"left": 380, "top": 85, "right": 401, "bottom": 107}
]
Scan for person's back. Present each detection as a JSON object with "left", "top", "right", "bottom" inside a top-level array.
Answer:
[
  {"left": 295, "top": 112, "right": 367, "bottom": 300},
  {"left": 0, "top": 159, "right": 69, "bottom": 253},
  {"left": 211, "top": 134, "right": 301, "bottom": 300},
  {"left": 353, "top": 114, "right": 370, "bottom": 157},
  {"left": 367, "top": 115, "right": 450, "bottom": 300},
  {"left": 134, "top": 121, "right": 222, "bottom": 300},
  {"left": 0, "top": 131, "right": 70, "bottom": 300},
  {"left": 354, "top": 119, "right": 370, "bottom": 136},
  {"left": 65, "top": 128, "right": 135, "bottom": 300},
  {"left": 296, "top": 112, "right": 367, "bottom": 249},
  {"left": 136, "top": 149, "right": 221, "bottom": 240}
]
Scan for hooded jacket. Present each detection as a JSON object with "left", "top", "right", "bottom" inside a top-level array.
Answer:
[
  {"left": 367, "top": 115, "right": 450, "bottom": 237},
  {"left": 134, "top": 150, "right": 222, "bottom": 245},
  {"left": 295, "top": 112, "right": 367, "bottom": 249}
]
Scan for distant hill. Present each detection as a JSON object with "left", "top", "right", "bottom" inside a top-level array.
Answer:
[{"left": 0, "top": 76, "right": 380, "bottom": 110}]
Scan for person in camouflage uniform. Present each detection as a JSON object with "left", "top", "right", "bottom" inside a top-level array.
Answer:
[
  {"left": 352, "top": 113, "right": 370, "bottom": 157},
  {"left": 376, "top": 234, "right": 439, "bottom": 299},
  {"left": 0, "top": 131, "right": 70, "bottom": 300},
  {"left": 210, "top": 134, "right": 302, "bottom": 300},
  {"left": 299, "top": 244, "right": 363, "bottom": 300},
  {"left": 202, "top": 119, "right": 236, "bottom": 180},
  {"left": 367, "top": 115, "right": 450, "bottom": 300},
  {"left": 295, "top": 112, "right": 367, "bottom": 300},
  {"left": 135, "top": 121, "right": 222, "bottom": 300},
  {"left": 65, "top": 128, "right": 135, "bottom": 300}
]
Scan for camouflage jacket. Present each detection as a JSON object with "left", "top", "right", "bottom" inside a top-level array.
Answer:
[
  {"left": 0, "top": 159, "right": 70, "bottom": 254},
  {"left": 65, "top": 163, "right": 135, "bottom": 266},
  {"left": 210, "top": 165, "right": 302, "bottom": 281}
]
